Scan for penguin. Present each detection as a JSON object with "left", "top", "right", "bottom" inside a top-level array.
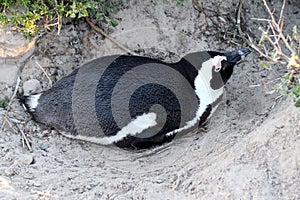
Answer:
[{"left": 21, "top": 48, "right": 251, "bottom": 149}]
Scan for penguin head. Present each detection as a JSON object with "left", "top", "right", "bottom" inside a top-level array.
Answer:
[
  {"left": 210, "top": 48, "right": 251, "bottom": 84},
  {"left": 182, "top": 48, "right": 251, "bottom": 87}
]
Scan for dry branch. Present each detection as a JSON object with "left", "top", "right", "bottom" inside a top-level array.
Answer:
[
  {"left": 85, "top": 17, "right": 137, "bottom": 56},
  {"left": 0, "top": 77, "right": 21, "bottom": 131}
]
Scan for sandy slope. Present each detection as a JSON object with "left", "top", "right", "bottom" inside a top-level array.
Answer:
[{"left": 0, "top": 0, "right": 299, "bottom": 199}]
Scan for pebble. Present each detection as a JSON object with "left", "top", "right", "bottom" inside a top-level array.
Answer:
[
  {"left": 16, "top": 154, "right": 35, "bottom": 165},
  {"left": 4, "top": 154, "right": 34, "bottom": 176},
  {"left": 40, "top": 143, "right": 49, "bottom": 151},
  {"left": 22, "top": 79, "right": 42, "bottom": 96}
]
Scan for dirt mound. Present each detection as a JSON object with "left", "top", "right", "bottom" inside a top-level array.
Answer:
[{"left": 0, "top": 0, "right": 299, "bottom": 199}]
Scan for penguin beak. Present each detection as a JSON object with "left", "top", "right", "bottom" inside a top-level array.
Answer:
[
  {"left": 217, "top": 48, "right": 251, "bottom": 84},
  {"left": 223, "top": 48, "right": 251, "bottom": 67}
]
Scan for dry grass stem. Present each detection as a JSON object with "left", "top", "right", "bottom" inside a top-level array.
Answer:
[
  {"left": 35, "top": 61, "right": 53, "bottom": 87},
  {"left": 85, "top": 17, "right": 137, "bottom": 56},
  {"left": 0, "top": 77, "right": 21, "bottom": 131},
  {"left": 16, "top": 123, "right": 33, "bottom": 152}
]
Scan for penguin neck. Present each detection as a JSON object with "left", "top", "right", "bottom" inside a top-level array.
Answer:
[
  {"left": 166, "top": 57, "right": 225, "bottom": 137},
  {"left": 194, "top": 57, "right": 225, "bottom": 119}
]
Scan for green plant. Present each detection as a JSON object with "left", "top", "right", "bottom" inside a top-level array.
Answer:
[
  {"left": 280, "top": 74, "right": 300, "bottom": 107},
  {"left": 250, "top": 0, "right": 300, "bottom": 107},
  {"left": 164, "top": 0, "right": 184, "bottom": 6},
  {"left": 0, "top": 0, "right": 123, "bottom": 38},
  {"left": 0, "top": 97, "right": 9, "bottom": 108},
  {"left": 176, "top": 0, "right": 184, "bottom": 6}
]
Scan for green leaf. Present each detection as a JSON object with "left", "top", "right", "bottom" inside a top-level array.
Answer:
[
  {"left": 176, "top": 0, "right": 184, "bottom": 6},
  {"left": 0, "top": 0, "right": 122, "bottom": 37},
  {"left": 0, "top": 97, "right": 9, "bottom": 108},
  {"left": 258, "top": 32, "right": 266, "bottom": 47},
  {"left": 260, "top": 61, "right": 272, "bottom": 70},
  {"left": 70, "top": 12, "right": 76, "bottom": 18},
  {"left": 108, "top": 19, "right": 118, "bottom": 27},
  {"left": 292, "top": 26, "right": 299, "bottom": 40}
]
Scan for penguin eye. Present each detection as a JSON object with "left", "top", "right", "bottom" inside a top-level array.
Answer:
[
  {"left": 214, "top": 65, "right": 221, "bottom": 72},
  {"left": 215, "top": 66, "right": 221, "bottom": 72},
  {"left": 213, "top": 56, "right": 227, "bottom": 72}
]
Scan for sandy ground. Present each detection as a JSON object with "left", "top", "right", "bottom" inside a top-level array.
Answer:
[{"left": 0, "top": 0, "right": 299, "bottom": 199}]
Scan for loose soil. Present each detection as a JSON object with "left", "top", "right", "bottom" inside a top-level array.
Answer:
[{"left": 0, "top": 0, "right": 299, "bottom": 199}]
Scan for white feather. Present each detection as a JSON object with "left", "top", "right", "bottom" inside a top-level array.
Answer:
[
  {"left": 62, "top": 112, "right": 157, "bottom": 145},
  {"left": 26, "top": 93, "right": 42, "bottom": 112}
]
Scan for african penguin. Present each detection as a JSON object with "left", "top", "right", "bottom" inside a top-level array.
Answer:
[{"left": 21, "top": 48, "right": 251, "bottom": 149}]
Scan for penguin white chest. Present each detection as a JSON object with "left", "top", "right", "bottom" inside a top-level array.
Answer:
[
  {"left": 166, "top": 55, "right": 226, "bottom": 137},
  {"left": 194, "top": 55, "right": 226, "bottom": 116}
]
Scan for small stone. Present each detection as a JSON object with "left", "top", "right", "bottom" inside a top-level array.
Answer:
[
  {"left": 40, "top": 143, "right": 49, "bottom": 151},
  {"left": 86, "top": 184, "right": 92, "bottom": 190},
  {"left": 155, "top": 179, "right": 164, "bottom": 184},
  {"left": 33, "top": 182, "right": 42, "bottom": 187},
  {"left": 23, "top": 172, "right": 35, "bottom": 180},
  {"left": 22, "top": 79, "right": 42, "bottom": 95},
  {"left": 17, "top": 154, "right": 34, "bottom": 165}
]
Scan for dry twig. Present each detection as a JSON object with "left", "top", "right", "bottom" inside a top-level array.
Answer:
[
  {"left": 192, "top": 0, "right": 223, "bottom": 30},
  {"left": 246, "top": 0, "right": 300, "bottom": 106},
  {"left": 44, "top": 14, "right": 62, "bottom": 35},
  {"left": 0, "top": 77, "right": 33, "bottom": 151},
  {"left": 35, "top": 61, "right": 53, "bottom": 87},
  {"left": 236, "top": 0, "right": 246, "bottom": 41},
  {"left": 0, "top": 77, "right": 21, "bottom": 131},
  {"left": 192, "top": 0, "right": 209, "bottom": 27},
  {"left": 85, "top": 17, "right": 137, "bottom": 56},
  {"left": 16, "top": 123, "right": 33, "bottom": 152},
  {"left": 248, "top": 0, "right": 298, "bottom": 64}
]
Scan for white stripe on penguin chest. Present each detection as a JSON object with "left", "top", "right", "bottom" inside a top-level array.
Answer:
[
  {"left": 61, "top": 112, "right": 158, "bottom": 145},
  {"left": 167, "top": 55, "right": 226, "bottom": 136},
  {"left": 195, "top": 55, "right": 226, "bottom": 115}
]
